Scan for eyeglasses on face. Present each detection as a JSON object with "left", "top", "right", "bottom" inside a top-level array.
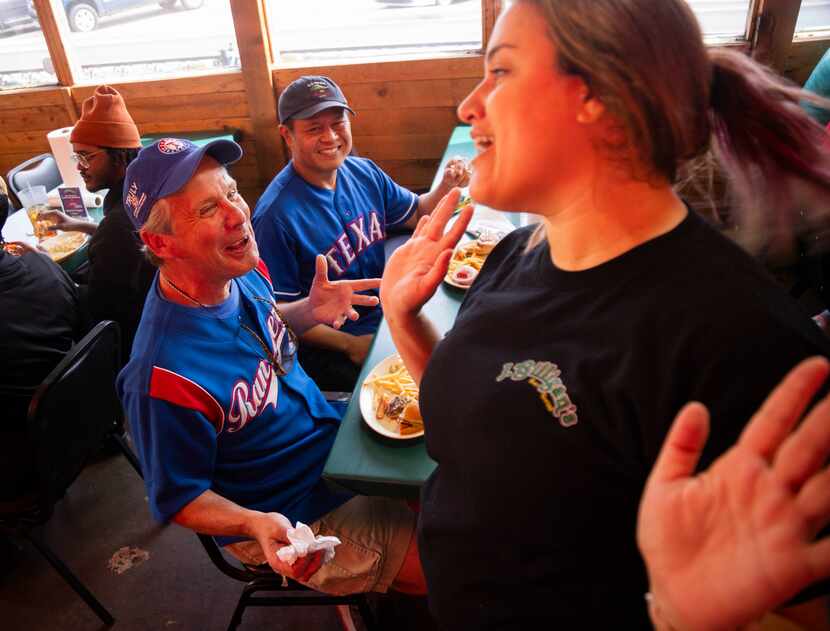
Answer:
[{"left": 70, "top": 149, "right": 106, "bottom": 168}]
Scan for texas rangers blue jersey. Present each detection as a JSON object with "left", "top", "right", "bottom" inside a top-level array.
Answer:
[
  {"left": 252, "top": 156, "right": 417, "bottom": 336},
  {"left": 117, "top": 262, "right": 351, "bottom": 544}
]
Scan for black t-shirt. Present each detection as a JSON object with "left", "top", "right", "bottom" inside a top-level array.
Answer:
[
  {"left": 418, "top": 211, "right": 830, "bottom": 630},
  {"left": 85, "top": 184, "right": 155, "bottom": 364},
  {"left": 0, "top": 249, "right": 80, "bottom": 498}
]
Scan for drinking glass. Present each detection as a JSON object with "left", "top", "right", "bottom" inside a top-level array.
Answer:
[{"left": 18, "top": 186, "right": 55, "bottom": 241}]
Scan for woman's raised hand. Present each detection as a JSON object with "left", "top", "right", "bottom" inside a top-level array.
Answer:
[
  {"left": 637, "top": 357, "right": 830, "bottom": 631},
  {"left": 380, "top": 188, "right": 473, "bottom": 319}
]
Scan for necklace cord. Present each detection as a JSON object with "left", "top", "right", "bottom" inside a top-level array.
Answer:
[{"left": 160, "top": 273, "right": 297, "bottom": 375}]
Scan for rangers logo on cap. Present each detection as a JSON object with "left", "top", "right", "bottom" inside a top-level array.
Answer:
[
  {"left": 157, "top": 138, "right": 190, "bottom": 154},
  {"left": 125, "top": 181, "right": 147, "bottom": 218}
]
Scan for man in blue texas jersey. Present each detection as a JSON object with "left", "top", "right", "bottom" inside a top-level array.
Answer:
[
  {"left": 253, "top": 75, "right": 470, "bottom": 391},
  {"left": 117, "top": 138, "right": 426, "bottom": 597}
]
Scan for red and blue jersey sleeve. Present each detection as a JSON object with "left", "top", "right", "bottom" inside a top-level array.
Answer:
[{"left": 119, "top": 365, "right": 220, "bottom": 524}]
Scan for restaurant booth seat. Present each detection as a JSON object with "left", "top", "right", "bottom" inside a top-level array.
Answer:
[
  {"left": 6, "top": 153, "right": 62, "bottom": 209},
  {"left": 197, "top": 533, "right": 378, "bottom": 631},
  {"left": 0, "top": 320, "right": 136, "bottom": 626}
]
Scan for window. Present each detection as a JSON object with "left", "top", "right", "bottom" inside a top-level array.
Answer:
[
  {"left": 684, "top": 0, "right": 752, "bottom": 41},
  {"left": 795, "top": 0, "right": 830, "bottom": 33},
  {"left": 58, "top": 0, "right": 239, "bottom": 84},
  {"left": 0, "top": 4, "right": 56, "bottom": 91},
  {"left": 265, "top": 0, "right": 482, "bottom": 65}
]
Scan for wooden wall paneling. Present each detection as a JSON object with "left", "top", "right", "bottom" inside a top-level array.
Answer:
[
  {"left": 379, "top": 159, "right": 443, "bottom": 191},
  {"left": 239, "top": 186, "right": 262, "bottom": 207},
  {"left": 353, "top": 133, "right": 455, "bottom": 161},
  {"left": 135, "top": 117, "right": 254, "bottom": 138},
  {"left": 483, "top": 0, "right": 502, "bottom": 49},
  {"left": 228, "top": 162, "right": 260, "bottom": 183},
  {"left": 753, "top": 0, "right": 802, "bottom": 70},
  {"left": 0, "top": 105, "right": 72, "bottom": 134},
  {"left": 0, "top": 130, "right": 56, "bottom": 154},
  {"left": 274, "top": 56, "right": 483, "bottom": 87},
  {"left": 229, "top": 0, "right": 284, "bottom": 187},
  {"left": 0, "top": 87, "right": 66, "bottom": 110},
  {"left": 350, "top": 107, "right": 464, "bottom": 137},
  {"left": 32, "top": 0, "right": 82, "bottom": 86},
  {"left": 71, "top": 73, "right": 246, "bottom": 102},
  {"left": 784, "top": 37, "right": 830, "bottom": 84},
  {"left": 123, "top": 93, "right": 249, "bottom": 125},
  {"left": 59, "top": 87, "right": 78, "bottom": 122},
  {"left": 336, "top": 77, "right": 481, "bottom": 110}
]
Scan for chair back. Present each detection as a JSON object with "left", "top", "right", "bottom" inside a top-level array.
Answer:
[
  {"left": 27, "top": 321, "right": 122, "bottom": 507},
  {"left": 7, "top": 154, "right": 62, "bottom": 207}
]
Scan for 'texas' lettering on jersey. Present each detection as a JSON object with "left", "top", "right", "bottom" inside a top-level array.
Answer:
[
  {"left": 227, "top": 308, "right": 288, "bottom": 432},
  {"left": 323, "top": 211, "right": 384, "bottom": 276}
]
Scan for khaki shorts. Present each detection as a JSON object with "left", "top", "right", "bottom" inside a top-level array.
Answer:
[{"left": 226, "top": 495, "right": 415, "bottom": 595}]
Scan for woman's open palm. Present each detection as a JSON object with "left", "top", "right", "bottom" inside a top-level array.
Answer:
[
  {"left": 380, "top": 189, "right": 473, "bottom": 317},
  {"left": 638, "top": 357, "right": 830, "bottom": 630}
]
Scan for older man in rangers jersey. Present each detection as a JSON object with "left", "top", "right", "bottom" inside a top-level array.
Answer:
[
  {"left": 253, "top": 75, "right": 469, "bottom": 391},
  {"left": 117, "top": 138, "right": 426, "bottom": 596}
]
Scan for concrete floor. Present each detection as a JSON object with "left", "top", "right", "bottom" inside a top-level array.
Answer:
[{"left": 0, "top": 451, "right": 435, "bottom": 631}]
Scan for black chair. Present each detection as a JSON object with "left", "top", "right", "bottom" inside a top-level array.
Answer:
[
  {"left": 197, "top": 533, "right": 378, "bottom": 631},
  {"left": 0, "top": 320, "right": 135, "bottom": 626},
  {"left": 6, "top": 153, "right": 62, "bottom": 207}
]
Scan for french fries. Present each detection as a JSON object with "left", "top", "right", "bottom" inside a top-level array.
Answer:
[
  {"left": 364, "top": 359, "right": 423, "bottom": 436},
  {"left": 446, "top": 241, "right": 488, "bottom": 281},
  {"left": 40, "top": 232, "right": 87, "bottom": 262}
]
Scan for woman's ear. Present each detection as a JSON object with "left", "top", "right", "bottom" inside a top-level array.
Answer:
[
  {"left": 572, "top": 77, "right": 604, "bottom": 124},
  {"left": 577, "top": 91, "right": 605, "bottom": 124}
]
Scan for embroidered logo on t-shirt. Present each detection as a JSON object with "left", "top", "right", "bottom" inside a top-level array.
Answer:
[{"left": 496, "top": 360, "right": 578, "bottom": 427}]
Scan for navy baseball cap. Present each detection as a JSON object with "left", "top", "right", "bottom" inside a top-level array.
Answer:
[
  {"left": 123, "top": 137, "right": 242, "bottom": 230},
  {"left": 278, "top": 75, "right": 355, "bottom": 124}
]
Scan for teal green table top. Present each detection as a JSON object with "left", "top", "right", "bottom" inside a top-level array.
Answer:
[
  {"left": 322, "top": 281, "right": 465, "bottom": 499},
  {"left": 323, "top": 124, "right": 512, "bottom": 499},
  {"left": 141, "top": 131, "right": 237, "bottom": 148}
]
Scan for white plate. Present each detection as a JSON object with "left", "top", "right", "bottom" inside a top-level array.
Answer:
[
  {"left": 466, "top": 219, "right": 514, "bottom": 240},
  {"left": 443, "top": 241, "right": 483, "bottom": 290},
  {"left": 359, "top": 354, "right": 424, "bottom": 440},
  {"left": 39, "top": 231, "right": 89, "bottom": 263}
]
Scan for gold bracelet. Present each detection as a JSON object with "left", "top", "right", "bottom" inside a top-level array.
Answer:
[{"left": 645, "top": 592, "right": 764, "bottom": 631}]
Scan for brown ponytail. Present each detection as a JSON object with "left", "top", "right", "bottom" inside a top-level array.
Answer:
[{"left": 708, "top": 48, "right": 830, "bottom": 255}]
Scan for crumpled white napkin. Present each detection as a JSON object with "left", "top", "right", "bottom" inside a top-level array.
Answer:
[{"left": 276, "top": 521, "right": 341, "bottom": 565}]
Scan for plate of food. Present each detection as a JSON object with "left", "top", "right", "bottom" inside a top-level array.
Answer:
[
  {"left": 444, "top": 232, "right": 502, "bottom": 289},
  {"left": 2, "top": 242, "right": 25, "bottom": 256},
  {"left": 360, "top": 354, "right": 424, "bottom": 440},
  {"left": 453, "top": 193, "right": 474, "bottom": 216},
  {"left": 39, "top": 231, "right": 89, "bottom": 263}
]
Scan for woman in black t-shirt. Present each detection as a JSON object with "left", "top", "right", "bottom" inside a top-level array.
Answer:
[{"left": 378, "top": 1, "right": 830, "bottom": 629}]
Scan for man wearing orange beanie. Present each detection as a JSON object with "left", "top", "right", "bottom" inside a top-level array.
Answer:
[{"left": 41, "top": 85, "right": 154, "bottom": 364}]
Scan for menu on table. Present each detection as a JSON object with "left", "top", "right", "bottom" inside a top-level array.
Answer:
[{"left": 57, "top": 187, "right": 88, "bottom": 219}]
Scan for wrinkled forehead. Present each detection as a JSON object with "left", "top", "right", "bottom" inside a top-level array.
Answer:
[{"left": 167, "top": 158, "right": 232, "bottom": 207}]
